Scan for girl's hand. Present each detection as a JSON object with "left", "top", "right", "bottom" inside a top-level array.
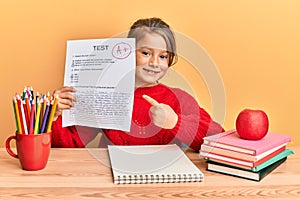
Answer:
[
  {"left": 143, "top": 95, "right": 178, "bottom": 129},
  {"left": 52, "top": 86, "right": 77, "bottom": 121}
]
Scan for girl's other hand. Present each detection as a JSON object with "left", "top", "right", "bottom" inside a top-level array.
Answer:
[{"left": 52, "top": 86, "right": 77, "bottom": 121}]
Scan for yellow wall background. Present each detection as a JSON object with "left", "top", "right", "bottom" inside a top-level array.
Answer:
[{"left": 1, "top": 0, "right": 299, "bottom": 147}]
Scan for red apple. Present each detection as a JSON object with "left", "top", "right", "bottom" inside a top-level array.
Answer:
[{"left": 235, "top": 109, "right": 269, "bottom": 140}]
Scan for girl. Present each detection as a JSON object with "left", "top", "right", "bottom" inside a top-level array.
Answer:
[{"left": 51, "top": 17, "right": 224, "bottom": 150}]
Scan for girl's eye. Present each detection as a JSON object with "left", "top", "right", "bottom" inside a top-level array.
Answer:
[
  {"left": 142, "top": 51, "right": 150, "bottom": 56},
  {"left": 160, "top": 55, "right": 168, "bottom": 59}
]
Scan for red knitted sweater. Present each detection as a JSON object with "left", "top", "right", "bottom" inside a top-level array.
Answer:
[{"left": 51, "top": 84, "right": 224, "bottom": 151}]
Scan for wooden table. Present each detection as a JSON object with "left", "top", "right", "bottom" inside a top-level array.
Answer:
[{"left": 0, "top": 147, "right": 299, "bottom": 200}]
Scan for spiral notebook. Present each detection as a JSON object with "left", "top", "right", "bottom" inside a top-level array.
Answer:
[{"left": 108, "top": 144, "right": 204, "bottom": 184}]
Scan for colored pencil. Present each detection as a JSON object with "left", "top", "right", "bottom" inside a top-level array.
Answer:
[
  {"left": 35, "top": 92, "right": 39, "bottom": 115},
  {"left": 25, "top": 93, "right": 31, "bottom": 116},
  {"left": 42, "top": 94, "right": 47, "bottom": 115},
  {"left": 29, "top": 101, "right": 35, "bottom": 134},
  {"left": 12, "top": 99, "right": 18, "bottom": 132},
  {"left": 40, "top": 100, "right": 50, "bottom": 133},
  {"left": 26, "top": 89, "right": 31, "bottom": 101},
  {"left": 29, "top": 86, "right": 34, "bottom": 98},
  {"left": 13, "top": 97, "right": 22, "bottom": 133},
  {"left": 20, "top": 101, "right": 28, "bottom": 134},
  {"left": 47, "top": 91, "right": 51, "bottom": 100},
  {"left": 34, "top": 99, "right": 42, "bottom": 134},
  {"left": 22, "top": 86, "right": 27, "bottom": 100},
  {"left": 23, "top": 101, "right": 30, "bottom": 133},
  {"left": 16, "top": 94, "right": 25, "bottom": 134},
  {"left": 40, "top": 94, "right": 46, "bottom": 128},
  {"left": 46, "top": 95, "right": 58, "bottom": 133}
]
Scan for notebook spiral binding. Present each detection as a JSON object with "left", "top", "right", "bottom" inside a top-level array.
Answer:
[{"left": 115, "top": 173, "right": 204, "bottom": 184}]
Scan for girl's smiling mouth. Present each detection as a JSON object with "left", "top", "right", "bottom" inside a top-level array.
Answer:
[{"left": 143, "top": 68, "right": 160, "bottom": 74}]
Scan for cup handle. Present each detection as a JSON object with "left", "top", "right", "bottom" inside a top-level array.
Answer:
[{"left": 5, "top": 135, "right": 18, "bottom": 159}]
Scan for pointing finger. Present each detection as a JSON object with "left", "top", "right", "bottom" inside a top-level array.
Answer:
[{"left": 143, "top": 95, "right": 159, "bottom": 106}]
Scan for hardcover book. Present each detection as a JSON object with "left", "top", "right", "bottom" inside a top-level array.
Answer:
[
  {"left": 203, "top": 130, "right": 291, "bottom": 155},
  {"left": 200, "top": 143, "right": 286, "bottom": 162},
  {"left": 200, "top": 145, "right": 286, "bottom": 167},
  {"left": 207, "top": 157, "right": 287, "bottom": 181},
  {"left": 205, "top": 149, "right": 294, "bottom": 172}
]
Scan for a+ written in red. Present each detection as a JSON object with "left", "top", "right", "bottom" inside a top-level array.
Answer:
[{"left": 112, "top": 42, "right": 132, "bottom": 59}]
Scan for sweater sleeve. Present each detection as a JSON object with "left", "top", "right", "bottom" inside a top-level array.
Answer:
[
  {"left": 168, "top": 89, "right": 224, "bottom": 151},
  {"left": 51, "top": 116, "right": 99, "bottom": 148}
]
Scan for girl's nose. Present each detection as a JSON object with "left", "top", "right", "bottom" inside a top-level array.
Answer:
[{"left": 149, "top": 56, "right": 159, "bottom": 67}]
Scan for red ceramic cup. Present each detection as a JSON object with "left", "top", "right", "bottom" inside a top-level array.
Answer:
[{"left": 5, "top": 132, "right": 52, "bottom": 171}]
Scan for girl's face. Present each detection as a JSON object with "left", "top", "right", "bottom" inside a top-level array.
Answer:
[{"left": 135, "top": 33, "right": 169, "bottom": 88}]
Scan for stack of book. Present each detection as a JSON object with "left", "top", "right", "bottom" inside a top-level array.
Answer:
[{"left": 200, "top": 130, "right": 293, "bottom": 181}]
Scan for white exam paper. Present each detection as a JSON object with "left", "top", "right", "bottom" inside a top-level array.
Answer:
[{"left": 63, "top": 38, "right": 135, "bottom": 132}]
